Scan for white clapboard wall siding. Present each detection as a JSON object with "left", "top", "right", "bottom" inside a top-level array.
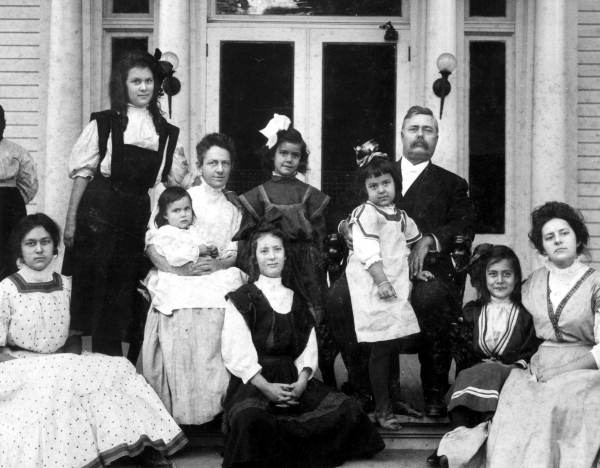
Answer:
[
  {"left": 579, "top": 0, "right": 600, "bottom": 269},
  {"left": 0, "top": 0, "right": 42, "bottom": 209}
]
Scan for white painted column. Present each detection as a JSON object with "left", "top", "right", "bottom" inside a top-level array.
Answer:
[
  {"left": 424, "top": 0, "right": 458, "bottom": 173},
  {"left": 157, "top": 0, "right": 191, "bottom": 159},
  {"left": 531, "top": 0, "right": 576, "bottom": 207},
  {"left": 44, "top": 0, "right": 82, "bottom": 228}
]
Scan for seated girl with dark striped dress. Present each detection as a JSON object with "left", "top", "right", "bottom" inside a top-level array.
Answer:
[{"left": 428, "top": 244, "right": 540, "bottom": 467}]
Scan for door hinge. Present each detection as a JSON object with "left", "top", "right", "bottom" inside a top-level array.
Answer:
[{"left": 408, "top": 45, "right": 411, "bottom": 62}]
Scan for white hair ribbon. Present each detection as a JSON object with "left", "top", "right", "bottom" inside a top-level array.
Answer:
[
  {"left": 260, "top": 113, "right": 292, "bottom": 149},
  {"left": 354, "top": 139, "right": 389, "bottom": 167}
]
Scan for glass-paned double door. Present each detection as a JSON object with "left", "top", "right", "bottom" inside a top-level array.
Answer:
[{"left": 206, "top": 26, "right": 409, "bottom": 223}]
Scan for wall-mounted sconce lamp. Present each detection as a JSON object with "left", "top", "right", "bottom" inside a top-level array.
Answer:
[
  {"left": 432, "top": 53, "right": 457, "bottom": 119},
  {"left": 379, "top": 21, "right": 398, "bottom": 42},
  {"left": 154, "top": 49, "right": 181, "bottom": 118}
]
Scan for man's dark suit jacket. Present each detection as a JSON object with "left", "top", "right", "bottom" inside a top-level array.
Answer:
[{"left": 396, "top": 161, "right": 475, "bottom": 255}]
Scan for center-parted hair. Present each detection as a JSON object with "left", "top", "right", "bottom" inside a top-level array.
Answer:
[
  {"left": 109, "top": 50, "right": 165, "bottom": 134},
  {"left": 470, "top": 244, "right": 523, "bottom": 304},
  {"left": 247, "top": 225, "right": 292, "bottom": 285},
  {"left": 259, "top": 127, "right": 309, "bottom": 174},
  {"left": 356, "top": 156, "right": 401, "bottom": 203},
  {"left": 154, "top": 186, "right": 194, "bottom": 228},
  {"left": 9, "top": 213, "right": 61, "bottom": 263}
]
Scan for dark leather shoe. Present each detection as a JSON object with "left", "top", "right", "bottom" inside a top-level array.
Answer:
[
  {"left": 439, "top": 455, "right": 449, "bottom": 468},
  {"left": 426, "top": 449, "right": 441, "bottom": 466}
]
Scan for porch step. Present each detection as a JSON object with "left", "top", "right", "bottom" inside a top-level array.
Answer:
[
  {"left": 183, "top": 416, "right": 450, "bottom": 452},
  {"left": 377, "top": 415, "right": 449, "bottom": 451},
  {"left": 114, "top": 447, "right": 436, "bottom": 467}
]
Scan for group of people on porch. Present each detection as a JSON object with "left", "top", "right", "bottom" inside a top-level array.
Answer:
[{"left": 1, "top": 49, "right": 599, "bottom": 468}]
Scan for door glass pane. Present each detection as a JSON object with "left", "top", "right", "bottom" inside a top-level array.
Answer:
[
  {"left": 219, "top": 42, "right": 294, "bottom": 194},
  {"left": 322, "top": 43, "right": 396, "bottom": 223},
  {"left": 112, "top": 0, "right": 150, "bottom": 14},
  {"left": 216, "top": 0, "right": 401, "bottom": 16},
  {"left": 469, "top": 0, "right": 506, "bottom": 17},
  {"left": 111, "top": 37, "right": 148, "bottom": 70},
  {"left": 469, "top": 41, "right": 506, "bottom": 234}
]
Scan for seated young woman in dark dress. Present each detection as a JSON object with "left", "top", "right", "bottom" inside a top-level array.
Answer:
[{"left": 221, "top": 226, "right": 384, "bottom": 467}]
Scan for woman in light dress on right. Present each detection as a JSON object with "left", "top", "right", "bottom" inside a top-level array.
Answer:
[{"left": 486, "top": 201, "right": 600, "bottom": 467}]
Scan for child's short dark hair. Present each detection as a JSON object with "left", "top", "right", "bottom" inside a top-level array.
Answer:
[
  {"left": 356, "top": 156, "right": 401, "bottom": 202},
  {"left": 471, "top": 244, "right": 523, "bottom": 304},
  {"left": 154, "top": 186, "right": 193, "bottom": 228},
  {"left": 260, "top": 127, "right": 309, "bottom": 174}
]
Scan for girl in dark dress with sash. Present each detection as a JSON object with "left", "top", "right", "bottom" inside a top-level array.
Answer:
[
  {"left": 221, "top": 227, "right": 383, "bottom": 468},
  {"left": 236, "top": 114, "right": 338, "bottom": 386},
  {"left": 64, "top": 50, "right": 188, "bottom": 356}
]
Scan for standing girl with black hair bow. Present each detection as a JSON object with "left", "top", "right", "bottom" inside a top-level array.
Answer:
[{"left": 64, "top": 50, "right": 190, "bottom": 357}]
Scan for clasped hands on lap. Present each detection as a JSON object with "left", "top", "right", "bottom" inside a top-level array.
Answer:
[{"left": 250, "top": 369, "right": 310, "bottom": 407}]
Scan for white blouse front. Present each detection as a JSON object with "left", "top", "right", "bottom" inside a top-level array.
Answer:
[
  {"left": 483, "top": 299, "right": 515, "bottom": 350},
  {"left": 68, "top": 105, "right": 190, "bottom": 187},
  {"left": 0, "top": 266, "right": 71, "bottom": 355},
  {"left": 187, "top": 180, "right": 242, "bottom": 259},
  {"left": 221, "top": 275, "right": 318, "bottom": 384}
]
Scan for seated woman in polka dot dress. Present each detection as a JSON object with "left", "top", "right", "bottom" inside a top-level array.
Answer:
[{"left": 0, "top": 214, "right": 187, "bottom": 468}]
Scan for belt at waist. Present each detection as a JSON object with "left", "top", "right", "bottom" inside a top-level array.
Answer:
[
  {"left": 259, "top": 354, "right": 294, "bottom": 366},
  {"left": 0, "top": 179, "right": 17, "bottom": 188}
]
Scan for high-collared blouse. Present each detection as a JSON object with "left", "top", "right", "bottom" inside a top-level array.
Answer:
[
  {"left": 221, "top": 275, "right": 318, "bottom": 384},
  {"left": 0, "top": 266, "right": 70, "bottom": 355},
  {"left": 68, "top": 105, "right": 191, "bottom": 187}
]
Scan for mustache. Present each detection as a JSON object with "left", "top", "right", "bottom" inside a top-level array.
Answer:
[{"left": 410, "top": 137, "right": 429, "bottom": 149}]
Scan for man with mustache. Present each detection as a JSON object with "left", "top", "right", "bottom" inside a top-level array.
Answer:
[{"left": 333, "top": 105, "right": 475, "bottom": 420}]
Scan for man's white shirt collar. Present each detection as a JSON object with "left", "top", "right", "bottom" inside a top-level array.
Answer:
[{"left": 400, "top": 157, "right": 430, "bottom": 195}]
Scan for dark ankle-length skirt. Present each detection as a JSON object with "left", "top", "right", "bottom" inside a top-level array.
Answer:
[{"left": 222, "top": 357, "right": 384, "bottom": 468}]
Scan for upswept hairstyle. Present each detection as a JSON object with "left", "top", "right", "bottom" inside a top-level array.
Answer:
[
  {"left": 109, "top": 50, "right": 165, "bottom": 134},
  {"left": 9, "top": 213, "right": 61, "bottom": 263},
  {"left": 196, "top": 132, "right": 236, "bottom": 167},
  {"left": 154, "top": 186, "right": 194, "bottom": 228},
  {"left": 401, "top": 105, "right": 438, "bottom": 132},
  {"left": 247, "top": 225, "right": 291, "bottom": 284},
  {"left": 470, "top": 244, "right": 523, "bottom": 304},
  {"left": 260, "top": 127, "right": 309, "bottom": 174},
  {"left": 528, "top": 201, "right": 589, "bottom": 255},
  {"left": 356, "top": 156, "right": 401, "bottom": 203}
]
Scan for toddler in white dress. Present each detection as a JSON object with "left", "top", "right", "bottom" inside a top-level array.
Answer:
[{"left": 145, "top": 186, "right": 246, "bottom": 315}]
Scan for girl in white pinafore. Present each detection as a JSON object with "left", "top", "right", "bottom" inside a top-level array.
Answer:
[{"left": 345, "top": 141, "right": 427, "bottom": 430}]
